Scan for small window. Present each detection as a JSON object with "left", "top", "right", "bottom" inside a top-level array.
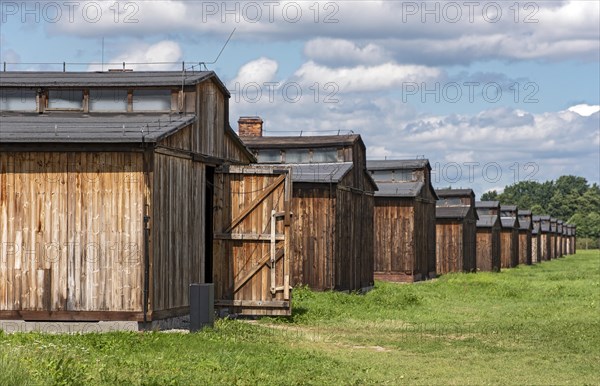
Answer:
[
  {"left": 257, "top": 149, "right": 282, "bottom": 163},
  {"left": 371, "top": 170, "right": 394, "bottom": 182},
  {"left": 284, "top": 149, "right": 310, "bottom": 163},
  {"left": 394, "top": 169, "right": 414, "bottom": 182},
  {"left": 312, "top": 148, "right": 338, "bottom": 163},
  {"left": 0, "top": 89, "right": 37, "bottom": 111},
  {"left": 48, "top": 89, "right": 83, "bottom": 110},
  {"left": 133, "top": 89, "right": 171, "bottom": 111},
  {"left": 89, "top": 89, "right": 128, "bottom": 112},
  {"left": 440, "top": 197, "right": 462, "bottom": 206}
]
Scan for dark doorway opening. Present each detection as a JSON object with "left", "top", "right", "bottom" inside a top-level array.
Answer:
[{"left": 205, "top": 166, "right": 215, "bottom": 283}]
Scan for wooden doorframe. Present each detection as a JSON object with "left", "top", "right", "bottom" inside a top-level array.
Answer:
[{"left": 213, "top": 165, "right": 293, "bottom": 316}]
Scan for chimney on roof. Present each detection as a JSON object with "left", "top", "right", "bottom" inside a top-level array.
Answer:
[{"left": 238, "top": 116, "right": 263, "bottom": 137}]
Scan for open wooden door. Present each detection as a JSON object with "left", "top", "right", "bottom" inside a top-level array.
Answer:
[{"left": 213, "top": 165, "right": 293, "bottom": 316}]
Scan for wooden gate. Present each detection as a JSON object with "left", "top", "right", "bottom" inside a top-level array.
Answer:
[{"left": 213, "top": 165, "right": 293, "bottom": 316}]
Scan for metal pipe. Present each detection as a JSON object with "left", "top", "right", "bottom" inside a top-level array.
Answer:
[{"left": 143, "top": 213, "right": 150, "bottom": 328}]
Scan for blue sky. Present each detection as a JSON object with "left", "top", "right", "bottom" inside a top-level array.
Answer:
[{"left": 1, "top": 0, "right": 598, "bottom": 196}]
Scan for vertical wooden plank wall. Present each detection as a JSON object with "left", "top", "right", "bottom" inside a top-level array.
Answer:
[
  {"left": 290, "top": 184, "right": 335, "bottom": 290},
  {"left": 152, "top": 153, "right": 205, "bottom": 314},
  {"left": 373, "top": 200, "right": 417, "bottom": 282},
  {"left": 436, "top": 223, "right": 463, "bottom": 274},
  {"left": 0, "top": 152, "right": 145, "bottom": 313}
]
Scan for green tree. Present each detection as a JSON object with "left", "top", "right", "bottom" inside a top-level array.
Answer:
[{"left": 481, "top": 190, "right": 498, "bottom": 201}]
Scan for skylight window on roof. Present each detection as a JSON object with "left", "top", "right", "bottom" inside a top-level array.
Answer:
[
  {"left": 48, "top": 89, "right": 83, "bottom": 110},
  {"left": 440, "top": 197, "right": 463, "bottom": 206},
  {"left": 285, "top": 149, "right": 310, "bottom": 163},
  {"left": 89, "top": 89, "right": 128, "bottom": 112},
  {"left": 256, "top": 149, "right": 282, "bottom": 163},
  {"left": 133, "top": 89, "right": 171, "bottom": 111},
  {"left": 0, "top": 89, "right": 37, "bottom": 112},
  {"left": 312, "top": 148, "right": 338, "bottom": 163}
]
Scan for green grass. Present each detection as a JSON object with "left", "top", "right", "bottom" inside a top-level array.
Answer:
[{"left": 1, "top": 250, "right": 599, "bottom": 385}]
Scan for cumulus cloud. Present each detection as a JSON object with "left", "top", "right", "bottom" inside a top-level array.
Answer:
[
  {"left": 568, "top": 104, "right": 600, "bottom": 117},
  {"left": 230, "top": 57, "right": 279, "bottom": 86},
  {"left": 37, "top": 1, "right": 600, "bottom": 64},
  {"left": 304, "top": 38, "right": 390, "bottom": 66},
  {"left": 293, "top": 61, "right": 442, "bottom": 93},
  {"left": 231, "top": 90, "right": 599, "bottom": 196},
  {"left": 87, "top": 40, "right": 182, "bottom": 71}
]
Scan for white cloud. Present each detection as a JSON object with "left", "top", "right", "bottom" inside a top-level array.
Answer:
[
  {"left": 87, "top": 40, "right": 182, "bottom": 71},
  {"left": 231, "top": 57, "right": 278, "bottom": 87},
  {"left": 568, "top": 104, "right": 600, "bottom": 117},
  {"left": 231, "top": 91, "right": 599, "bottom": 196},
  {"left": 304, "top": 38, "right": 390, "bottom": 66},
  {"left": 40, "top": 1, "right": 599, "bottom": 64},
  {"left": 293, "top": 61, "right": 442, "bottom": 93}
]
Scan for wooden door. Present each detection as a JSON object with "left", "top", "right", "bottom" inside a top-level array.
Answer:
[{"left": 213, "top": 165, "right": 293, "bottom": 316}]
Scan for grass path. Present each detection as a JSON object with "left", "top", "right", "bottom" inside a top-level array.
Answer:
[{"left": 1, "top": 250, "right": 599, "bottom": 385}]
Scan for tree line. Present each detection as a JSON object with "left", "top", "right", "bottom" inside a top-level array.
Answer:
[{"left": 481, "top": 175, "right": 600, "bottom": 247}]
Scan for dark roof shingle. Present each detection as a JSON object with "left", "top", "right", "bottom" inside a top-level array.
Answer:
[
  {"left": 436, "top": 206, "right": 471, "bottom": 219},
  {"left": 374, "top": 181, "right": 424, "bottom": 197},
  {"left": 0, "top": 71, "right": 218, "bottom": 88},
  {"left": 287, "top": 162, "right": 352, "bottom": 183},
  {"left": 476, "top": 214, "right": 499, "bottom": 228},
  {"left": 367, "top": 159, "right": 430, "bottom": 171},
  {"left": 0, "top": 113, "right": 195, "bottom": 143},
  {"left": 242, "top": 134, "right": 360, "bottom": 149}
]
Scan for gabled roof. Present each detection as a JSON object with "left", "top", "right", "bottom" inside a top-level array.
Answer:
[
  {"left": 367, "top": 159, "right": 431, "bottom": 171},
  {"left": 374, "top": 181, "right": 424, "bottom": 198},
  {"left": 435, "top": 188, "right": 474, "bottom": 198},
  {"left": 501, "top": 205, "right": 518, "bottom": 212},
  {"left": 0, "top": 71, "right": 227, "bottom": 92},
  {"left": 476, "top": 214, "right": 499, "bottom": 228},
  {"left": 539, "top": 215, "right": 551, "bottom": 220},
  {"left": 0, "top": 113, "right": 195, "bottom": 143},
  {"left": 476, "top": 201, "right": 500, "bottom": 209},
  {"left": 518, "top": 210, "right": 532, "bottom": 216},
  {"left": 242, "top": 134, "right": 361, "bottom": 149},
  {"left": 436, "top": 206, "right": 472, "bottom": 220},
  {"left": 286, "top": 162, "right": 353, "bottom": 183}
]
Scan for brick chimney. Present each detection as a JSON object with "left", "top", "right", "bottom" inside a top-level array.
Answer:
[{"left": 238, "top": 116, "right": 263, "bottom": 137}]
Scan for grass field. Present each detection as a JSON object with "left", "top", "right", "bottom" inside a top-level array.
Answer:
[{"left": 1, "top": 250, "right": 599, "bottom": 385}]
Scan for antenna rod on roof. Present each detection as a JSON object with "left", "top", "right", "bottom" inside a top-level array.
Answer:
[
  {"left": 3, "top": 62, "right": 5, "bottom": 72},
  {"left": 63, "top": 62, "right": 66, "bottom": 72},
  {"left": 101, "top": 37, "right": 105, "bottom": 72},
  {"left": 204, "top": 28, "right": 237, "bottom": 67}
]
